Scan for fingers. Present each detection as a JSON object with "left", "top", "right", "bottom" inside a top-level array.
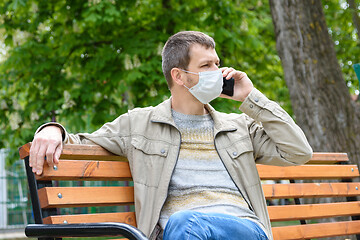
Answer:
[
  {"left": 36, "top": 142, "right": 48, "bottom": 175},
  {"left": 221, "top": 67, "right": 235, "bottom": 79},
  {"left": 30, "top": 142, "right": 59, "bottom": 175},
  {"left": 37, "top": 140, "right": 62, "bottom": 175},
  {"left": 29, "top": 141, "right": 40, "bottom": 171},
  {"left": 220, "top": 67, "right": 228, "bottom": 72},
  {"left": 29, "top": 139, "right": 46, "bottom": 175},
  {"left": 221, "top": 67, "right": 247, "bottom": 80},
  {"left": 29, "top": 126, "right": 63, "bottom": 175},
  {"left": 219, "top": 67, "right": 254, "bottom": 102},
  {"left": 221, "top": 67, "right": 246, "bottom": 80},
  {"left": 45, "top": 142, "right": 57, "bottom": 167},
  {"left": 54, "top": 144, "right": 63, "bottom": 164}
]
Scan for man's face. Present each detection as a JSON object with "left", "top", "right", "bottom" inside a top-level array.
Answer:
[{"left": 185, "top": 43, "right": 220, "bottom": 86}]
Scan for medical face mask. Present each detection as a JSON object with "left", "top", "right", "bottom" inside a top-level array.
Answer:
[{"left": 180, "top": 69, "right": 223, "bottom": 104}]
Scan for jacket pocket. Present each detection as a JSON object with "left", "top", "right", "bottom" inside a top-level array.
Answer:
[
  {"left": 225, "top": 137, "right": 254, "bottom": 159},
  {"left": 224, "top": 137, "right": 260, "bottom": 187},
  {"left": 130, "top": 136, "right": 170, "bottom": 187}
]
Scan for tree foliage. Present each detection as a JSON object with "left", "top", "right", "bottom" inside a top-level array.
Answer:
[
  {"left": 323, "top": 0, "right": 360, "bottom": 95},
  {"left": 0, "top": 0, "right": 358, "bottom": 165},
  {"left": 0, "top": 0, "right": 285, "bottom": 164}
]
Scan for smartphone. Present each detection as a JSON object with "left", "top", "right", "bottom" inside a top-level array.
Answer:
[{"left": 222, "top": 77, "right": 234, "bottom": 96}]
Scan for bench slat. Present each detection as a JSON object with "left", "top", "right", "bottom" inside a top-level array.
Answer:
[
  {"left": 257, "top": 164, "right": 359, "bottom": 180},
  {"left": 268, "top": 201, "right": 360, "bottom": 221},
  {"left": 36, "top": 160, "right": 132, "bottom": 181},
  {"left": 19, "top": 143, "right": 348, "bottom": 164},
  {"left": 43, "top": 212, "right": 136, "bottom": 226},
  {"left": 36, "top": 161, "right": 359, "bottom": 182},
  {"left": 19, "top": 142, "right": 32, "bottom": 159},
  {"left": 262, "top": 182, "right": 360, "bottom": 199},
  {"left": 60, "top": 144, "right": 127, "bottom": 161},
  {"left": 38, "top": 187, "right": 134, "bottom": 208},
  {"left": 19, "top": 142, "right": 127, "bottom": 161},
  {"left": 306, "top": 152, "right": 348, "bottom": 164},
  {"left": 272, "top": 220, "right": 360, "bottom": 240}
]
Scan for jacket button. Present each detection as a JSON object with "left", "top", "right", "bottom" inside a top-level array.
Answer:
[
  {"left": 250, "top": 104, "right": 254, "bottom": 108},
  {"left": 161, "top": 149, "right": 166, "bottom": 154},
  {"left": 254, "top": 98, "right": 259, "bottom": 102},
  {"left": 233, "top": 151, "right": 237, "bottom": 156}
]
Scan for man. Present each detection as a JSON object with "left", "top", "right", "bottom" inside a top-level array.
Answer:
[{"left": 29, "top": 31, "right": 312, "bottom": 240}]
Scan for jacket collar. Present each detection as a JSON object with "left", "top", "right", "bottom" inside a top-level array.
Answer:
[
  {"left": 150, "top": 98, "right": 237, "bottom": 134},
  {"left": 150, "top": 98, "right": 176, "bottom": 126},
  {"left": 204, "top": 103, "right": 237, "bottom": 134}
]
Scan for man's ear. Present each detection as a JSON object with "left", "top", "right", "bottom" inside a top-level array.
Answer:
[{"left": 171, "top": 68, "right": 185, "bottom": 86}]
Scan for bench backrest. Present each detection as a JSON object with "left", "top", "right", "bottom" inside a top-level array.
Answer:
[{"left": 19, "top": 143, "right": 360, "bottom": 240}]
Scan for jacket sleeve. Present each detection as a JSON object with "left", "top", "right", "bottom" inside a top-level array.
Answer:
[
  {"left": 239, "top": 88, "right": 313, "bottom": 166},
  {"left": 35, "top": 113, "right": 131, "bottom": 157}
]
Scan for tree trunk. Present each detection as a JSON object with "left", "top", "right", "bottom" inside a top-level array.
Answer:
[
  {"left": 269, "top": 1, "right": 360, "bottom": 239},
  {"left": 348, "top": 0, "right": 360, "bottom": 41},
  {"left": 269, "top": 0, "right": 360, "bottom": 165}
]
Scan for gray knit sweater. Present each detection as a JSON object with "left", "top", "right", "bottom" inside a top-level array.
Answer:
[{"left": 158, "top": 110, "right": 266, "bottom": 235}]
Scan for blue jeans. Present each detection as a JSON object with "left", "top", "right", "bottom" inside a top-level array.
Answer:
[{"left": 163, "top": 210, "right": 268, "bottom": 240}]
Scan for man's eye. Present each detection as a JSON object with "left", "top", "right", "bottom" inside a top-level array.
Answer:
[{"left": 201, "top": 64, "right": 209, "bottom": 67}]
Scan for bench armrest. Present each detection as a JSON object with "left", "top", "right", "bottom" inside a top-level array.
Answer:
[{"left": 25, "top": 222, "right": 148, "bottom": 240}]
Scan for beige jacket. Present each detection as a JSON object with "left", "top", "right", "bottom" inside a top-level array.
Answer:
[{"left": 39, "top": 88, "right": 312, "bottom": 239}]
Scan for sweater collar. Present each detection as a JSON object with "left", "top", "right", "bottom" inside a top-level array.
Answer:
[{"left": 150, "top": 98, "right": 237, "bottom": 134}]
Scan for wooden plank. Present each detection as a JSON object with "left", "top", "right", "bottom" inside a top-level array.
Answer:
[
  {"left": 257, "top": 164, "right": 359, "bottom": 180},
  {"left": 268, "top": 201, "right": 360, "bottom": 221},
  {"left": 262, "top": 182, "right": 360, "bottom": 199},
  {"left": 306, "top": 152, "right": 348, "bottom": 164},
  {"left": 19, "top": 142, "right": 31, "bottom": 159},
  {"left": 36, "top": 160, "right": 132, "bottom": 181},
  {"left": 60, "top": 144, "right": 127, "bottom": 161},
  {"left": 38, "top": 187, "right": 134, "bottom": 208},
  {"left": 272, "top": 220, "right": 360, "bottom": 240},
  {"left": 18, "top": 143, "right": 127, "bottom": 161},
  {"left": 20, "top": 142, "right": 348, "bottom": 163},
  {"left": 43, "top": 212, "right": 137, "bottom": 226}
]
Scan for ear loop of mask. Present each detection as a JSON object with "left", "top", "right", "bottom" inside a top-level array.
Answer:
[
  {"left": 179, "top": 69, "right": 198, "bottom": 90},
  {"left": 180, "top": 69, "right": 198, "bottom": 75}
]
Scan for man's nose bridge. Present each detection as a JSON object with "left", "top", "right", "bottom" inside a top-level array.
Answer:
[{"left": 211, "top": 64, "right": 220, "bottom": 71}]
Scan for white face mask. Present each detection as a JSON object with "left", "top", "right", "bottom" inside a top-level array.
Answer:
[{"left": 180, "top": 69, "right": 223, "bottom": 104}]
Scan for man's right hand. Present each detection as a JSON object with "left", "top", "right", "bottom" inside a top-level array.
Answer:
[{"left": 29, "top": 125, "right": 63, "bottom": 175}]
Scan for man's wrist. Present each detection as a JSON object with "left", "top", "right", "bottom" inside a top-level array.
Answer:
[
  {"left": 239, "top": 88, "right": 267, "bottom": 118},
  {"left": 35, "top": 123, "right": 66, "bottom": 141},
  {"left": 239, "top": 86, "right": 255, "bottom": 102}
]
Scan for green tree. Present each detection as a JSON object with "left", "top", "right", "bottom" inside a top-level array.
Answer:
[
  {"left": 270, "top": 0, "right": 360, "bottom": 168},
  {"left": 2, "top": 0, "right": 358, "bottom": 166},
  {"left": 270, "top": 2, "right": 359, "bottom": 238},
  {"left": 1, "top": 0, "right": 286, "bottom": 164}
]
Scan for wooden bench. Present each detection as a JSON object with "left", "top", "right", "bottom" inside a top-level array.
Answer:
[{"left": 19, "top": 143, "right": 360, "bottom": 240}]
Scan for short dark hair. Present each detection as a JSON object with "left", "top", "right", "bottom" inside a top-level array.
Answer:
[{"left": 162, "top": 31, "right": 215, "bottom": 88}]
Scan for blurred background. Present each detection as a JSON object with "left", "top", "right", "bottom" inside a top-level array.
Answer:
[{"left": 0, "top": 0, "right": 359, "bottom": 239}]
